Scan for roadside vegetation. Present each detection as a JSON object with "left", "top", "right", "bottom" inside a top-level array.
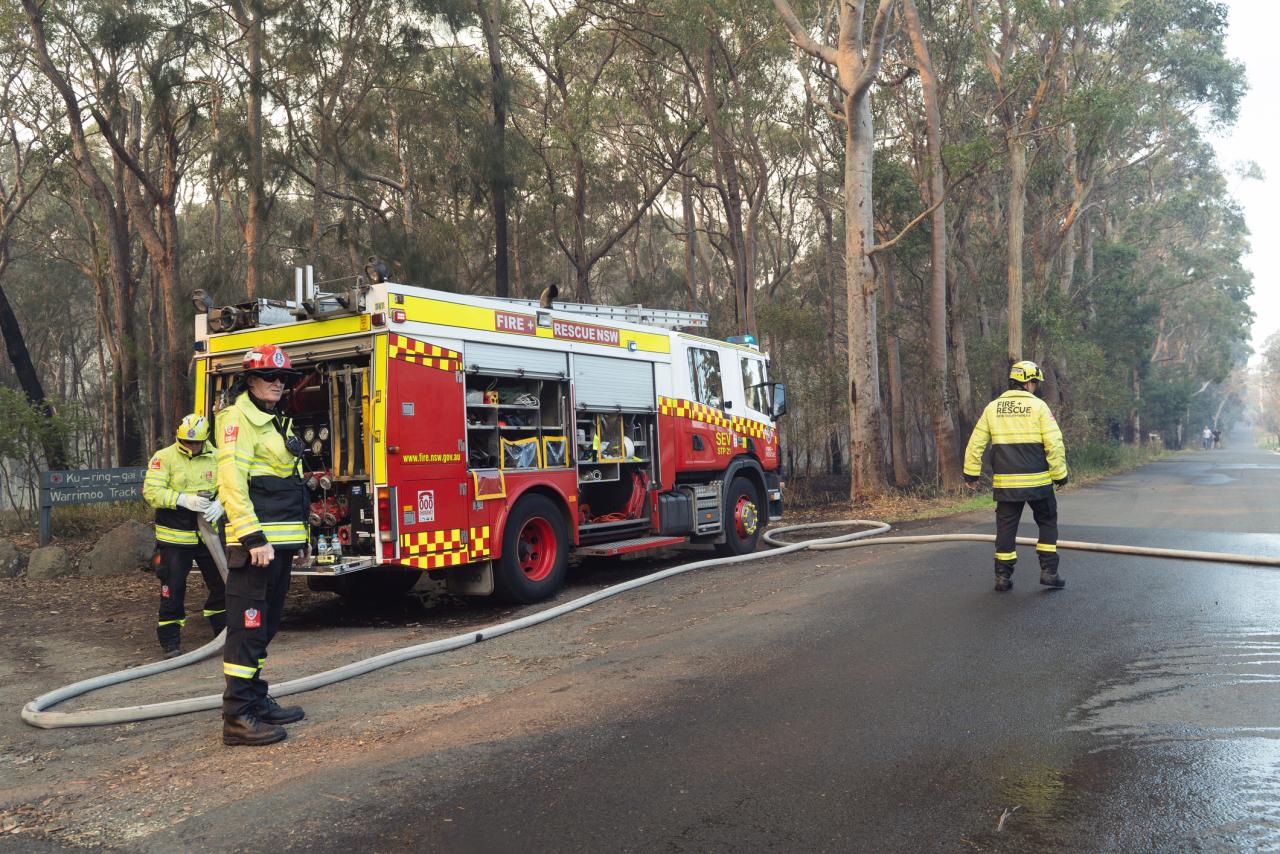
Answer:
[{"left": 0, "top": 0, "right": 1260, "bottom": 520}]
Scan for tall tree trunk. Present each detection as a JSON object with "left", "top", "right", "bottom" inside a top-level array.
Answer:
[
  {"left": 228, "top": 0, "right": 266, "bottom": 298},
  {"left": 1136, "top": 371, "right": 1146, "bottom": 445},
  {"left": 479, "top": 0, "right": 509, "bottom": 297},
  {"left": 904, "top": 0, "right": 959, "bottom": 488},
  {"left": 948, "top": 235, "right": 975, "bottom": 430},
  {"left": 309, "top": 136, "right": 326, "bottom": 265},
  {"left": 700, "top": 45, "right": 752, "bottom": 335},
  {"left": 571, "top": 144, "right": 589, "bottom": 302},
  {"left": 1081, "top": 209, "right": 1095, "bottom": 323},
  {"left": 843, "top": 86, "right": 888, "bottom": 498},
  {"left": 772, "top": 0, "right": 897, "bottom": 500},
  {"left": 1006, "top": 130, "right": 1026, "bottom": 365},
  {"left": 24, "top": 0, "right": 142, "bottom": 464},
  {"left": 148, "top": 264, "right": 166, "bottom": 442},
  {"left": 681, "top": 173, "right": 698, "bottom": 311},
  {"left": 0, "top": 256, "right": 67, "bottom": 468},
  {"left": 881, "top": 257, "right": 908, "bottom": 487}
]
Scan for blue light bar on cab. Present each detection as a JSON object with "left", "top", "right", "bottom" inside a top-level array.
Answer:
[{"left": 726, "top": 334, "right": 758, "bottom": 348}]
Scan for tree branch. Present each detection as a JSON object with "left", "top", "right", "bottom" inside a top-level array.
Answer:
[{"left": 772, "top": 0, "right": 838, "bottom": 66}]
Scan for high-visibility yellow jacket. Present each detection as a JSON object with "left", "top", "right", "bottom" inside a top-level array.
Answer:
[
  {"left": 215, "top": 392, "right": 308, "bottom": 549},
  {"left": 963, "top": 390, "right": 1068, "bottom": 502},
  {"left": 143, "top": 441, "right": 218, "bottom": 545}
]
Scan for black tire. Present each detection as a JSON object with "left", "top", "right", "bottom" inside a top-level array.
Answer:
[
  {"left": 310, "top": 569, "right": 423, "bottom": 599},
  {"left": 715, "top": 476, "right": 763, "bottom": 557},
  {"left": 494, "top": 494, "right": 569, "bottom": 604}
]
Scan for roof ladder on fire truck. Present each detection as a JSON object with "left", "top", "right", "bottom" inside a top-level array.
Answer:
[{"left": 496, "top": 298, "right": 708, "bottom": 330}]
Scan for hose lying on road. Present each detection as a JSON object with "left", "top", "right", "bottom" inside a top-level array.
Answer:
[{"left": 21, "top": 519, "right": 1280, "bottom": 729}]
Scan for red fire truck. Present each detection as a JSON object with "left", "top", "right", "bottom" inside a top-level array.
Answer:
[{"left": 193, "top": 270, "right": 786, "bottom": 602}]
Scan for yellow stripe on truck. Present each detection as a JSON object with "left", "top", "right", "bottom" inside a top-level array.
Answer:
[
  {"left": 208, "top": 315, "right": 372, "bottom": 353},
  {"left": 399, "top": 295, "right": 671, "bottom": 354},
  {"left": 374, "top": 332, "right": 388, "bottom": 484},
  {"left": 193, "top": 359, "right": 207, "bottom": 416}
]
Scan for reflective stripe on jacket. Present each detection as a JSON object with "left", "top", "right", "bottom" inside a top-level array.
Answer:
[
  {"left": 215, "top": 392, "right": 308, "bottom": 548},
  {"left": 143, "top": 441, "right": 217, "bottom": 545},
  {"left": 963, "top": 390, "right": 1068, "bottom": 502}
]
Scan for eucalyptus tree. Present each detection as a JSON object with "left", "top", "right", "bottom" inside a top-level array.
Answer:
[
  {"left": 966, "top": 0, "right": 1067, "bottom": 367},
  {"left": 0, "top": 38, "right": 69, "bottom": 468},
  {"left": 771, "top": 0, "right": 898, "bottom": 499},
  {"left": 505, "top": 0, "right": 700, "bottom": 303},
  {"left": 22, "top": 0, "right": 145, "bottom": 464}
]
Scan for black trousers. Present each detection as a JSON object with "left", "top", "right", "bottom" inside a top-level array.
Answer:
[
  {"left": 222, "top": 550, "right": 295, "bottom": 716},
  {"left": 156, "top": 544, "right": 226, "bottom": 645},
  {"left": 994, "top": 495, "right": 1059, "bottom": 576}
]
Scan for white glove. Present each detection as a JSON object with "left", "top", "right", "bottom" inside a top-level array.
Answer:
[
  {"left": 203, "top": 498, "right": 225, "bottom": 523},
  {"left": 176, "top": 493, "right": 212, "bottom": 513}
]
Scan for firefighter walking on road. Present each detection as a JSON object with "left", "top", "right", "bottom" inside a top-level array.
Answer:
[
  {"left": 216, "top": 344, "right": 308, "bottom": 747},
  {"left": 963, "top": 361, "right": 1069, "bottom": 592},
  {"left": 142, "top": 414, "right": 227, "bottom": 658}
]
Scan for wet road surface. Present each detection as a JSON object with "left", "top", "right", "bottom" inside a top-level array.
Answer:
[
  {"left": 7, "top": 435, "right": 1279, "bottom": 852},
  {"left": 284, "top": 436, "right": 1280, "bottom": 853}
]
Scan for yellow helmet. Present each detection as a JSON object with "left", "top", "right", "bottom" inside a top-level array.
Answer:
[
  {"left": 1009, "top": 360, "right": 1044, "bottom": 383},
  {"left": 176, "top": 413, "right": 210, "bottom": 443}
]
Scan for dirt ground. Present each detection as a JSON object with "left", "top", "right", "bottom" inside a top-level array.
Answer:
[
  {"left": 0, "top": 492, "right": 993, "bottom": 851},
  {"left": 0, "top": 526, "right": 872, "bottom": 851}
]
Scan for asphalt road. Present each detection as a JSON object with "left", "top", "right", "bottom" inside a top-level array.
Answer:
[{"left": 8, "top": 433, "right": 1280, "bottom": 852}]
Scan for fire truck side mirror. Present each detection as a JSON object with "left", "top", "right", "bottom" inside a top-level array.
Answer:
[{"left": 771, "top": 383, "right": 787, "bottom": 419}]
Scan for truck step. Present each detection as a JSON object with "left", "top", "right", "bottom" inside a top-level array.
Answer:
[{"left": 575, "top": 536, "right": 688, "bottom": 557}]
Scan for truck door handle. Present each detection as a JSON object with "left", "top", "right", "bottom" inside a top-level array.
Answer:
[
  {"left": 692, "top": 435, "right": 704, "bottom": 451},
  {"left": 388, "top": 445, "right": 400, "bottom": 454}
]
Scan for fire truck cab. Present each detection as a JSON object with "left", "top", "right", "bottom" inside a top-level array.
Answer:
[{"left": 193, "top": 271, "right": 786, "bottom": 602}]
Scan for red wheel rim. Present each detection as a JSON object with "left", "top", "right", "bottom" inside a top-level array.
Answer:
[
  {"left": 517, "top": 516, "right": 557, "bottom": 581},
  {"left": 734, "top": 494, "right": 759, "bottom": 539}
]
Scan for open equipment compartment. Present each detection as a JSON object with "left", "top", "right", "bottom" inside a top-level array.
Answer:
[
  {"left": 574, "top": 409, "right": 657, "bottom": 534},
  {"left": 206, "top": 353, "right": 377, "bottom": 572}
]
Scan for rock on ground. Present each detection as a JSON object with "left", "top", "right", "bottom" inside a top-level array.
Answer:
[
  {"left": 82, "top": 521, "right": 155, "bottom": 577},
  {"left": 26, "top": 545, "right": 74, "bottom": 579},
  {"left": 0, "top": 540, "right": 25, "bottom": 578}
]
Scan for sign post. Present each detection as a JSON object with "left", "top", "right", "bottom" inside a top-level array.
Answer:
[{"left": 38, "top": 468, "right": 146, "bottom": 545}]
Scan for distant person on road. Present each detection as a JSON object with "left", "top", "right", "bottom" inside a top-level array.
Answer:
[
  {"left": 216, "top": 344, "right": 308, "bottom": 747},
  {"left": 963, "top": 361, "right": 1069, "bottom": 592},
  {"left": 1212, "top": 427, "right": 1222, "bottom": 449},
  {"left": 1202, "top": 426, "right": 1213, "bottom": 450},
  {"left": 142, "top": 414, "right": 226, "bottom": 659}
]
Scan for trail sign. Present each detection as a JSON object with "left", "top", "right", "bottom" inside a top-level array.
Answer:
[{"left": 39, "top": 468, "right": 146, "bottom": 545}]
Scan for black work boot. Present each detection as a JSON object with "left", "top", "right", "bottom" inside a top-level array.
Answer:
[
  {"left": 161, "top": 640, "right": 183, "bottom": 660},
  {"left": 994, "top": 559, "right": 1014, "bottom": 592},
  {"left": 1038, "top": 552, "right": 1065, "bottom": 589},
  {"left": 222, "top": 713, "right": 287, "bottom": 746},
  {"left": 257, "top": 695, "right": 305, "bottom": 725}
]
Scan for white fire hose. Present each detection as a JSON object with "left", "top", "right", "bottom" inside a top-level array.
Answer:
[{"left": 21, "top": 519, "right": 1280, "bottom": 729}]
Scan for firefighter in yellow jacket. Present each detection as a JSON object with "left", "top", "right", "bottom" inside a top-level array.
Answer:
[
  {"left": 143, "top": 414, "right": 226, "bottom": 658},
  {"left": 963, "top": 361, "right": 1069, "bottom": 592},
  {"left": 216, "top": 344, "right": 308, "bottom": 747}
]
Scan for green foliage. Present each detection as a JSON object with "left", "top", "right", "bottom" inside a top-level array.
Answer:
[
  {"left": 1069, "top": 441, "right": 1166, "bottom": 478},
  {"left": 0, "top": 388, "right": 80, "bottom": 467}
]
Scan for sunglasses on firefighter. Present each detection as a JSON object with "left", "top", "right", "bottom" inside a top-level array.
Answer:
[{"left": 249, "top": 370, "right": 297, "bottom": 384}]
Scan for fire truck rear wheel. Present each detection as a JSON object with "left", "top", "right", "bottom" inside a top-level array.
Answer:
[
  {"left": 715, "top": 476, "right": 763, "bottom": 557},
  {"left": 495, "top": 494, "right": 569, "bottom": 604}
]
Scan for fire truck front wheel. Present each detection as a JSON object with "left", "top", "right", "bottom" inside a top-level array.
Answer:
[
  {"left": 495, "top": 494, "right": 569, "bottom": 603},
  {"left": 715, "top": 476, "right": 763, "bottom": 557}
]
